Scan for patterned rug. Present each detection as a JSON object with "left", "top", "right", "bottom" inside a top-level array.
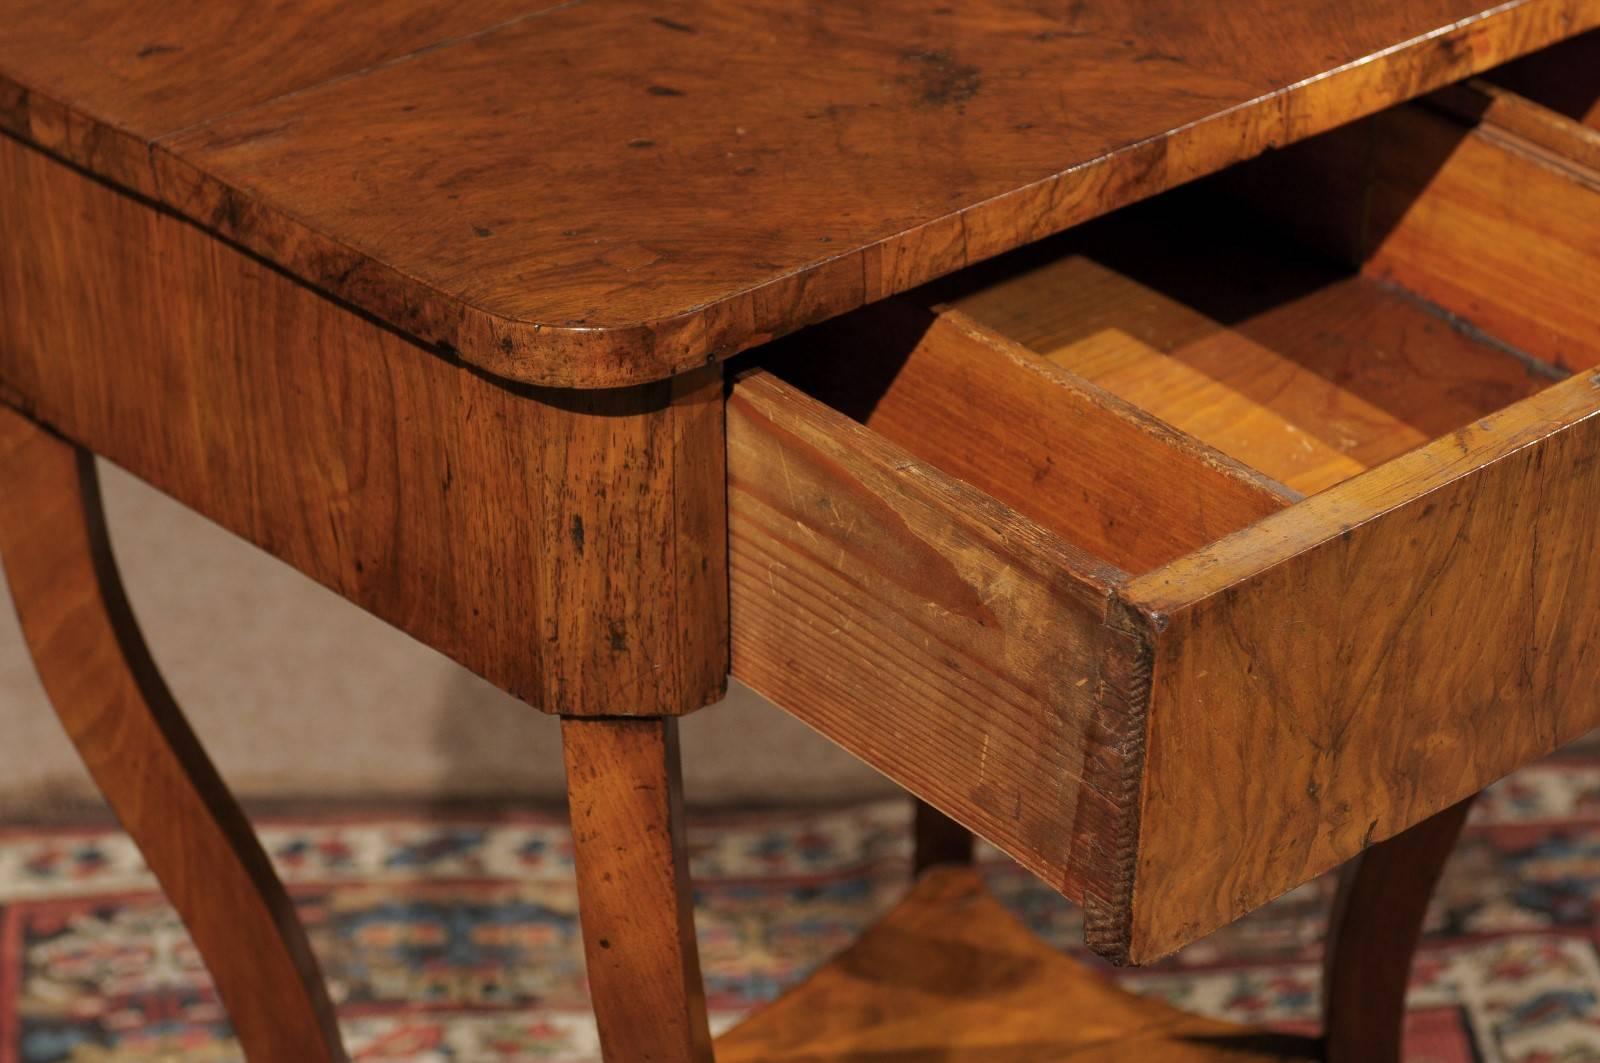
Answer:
[{"left": 4, "top": 741, "right": 1600, "bottom": 1062}]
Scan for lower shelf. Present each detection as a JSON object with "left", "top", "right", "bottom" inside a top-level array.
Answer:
[{"left": 714, "top": 868, "right": 1321, "bottom": 1062}]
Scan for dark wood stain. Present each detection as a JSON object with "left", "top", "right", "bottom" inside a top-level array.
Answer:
[{"left": 900, "top": 49, "right": 982, "bottom": 108}]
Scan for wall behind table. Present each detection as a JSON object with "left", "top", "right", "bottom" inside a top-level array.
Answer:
[{"left": 0, "top": 461, "right": 893, "bottom": 814}]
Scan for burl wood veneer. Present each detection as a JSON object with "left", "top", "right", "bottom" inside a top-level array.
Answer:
[
  {"left": 3, "top": 0, "right": 1595, "bottom": 386},
  {"left": 0, "top": 135, "right": 727, "bottom": 718},
  {"left": 716, "top": 867, "right": 1321, "bottom": 1062}
]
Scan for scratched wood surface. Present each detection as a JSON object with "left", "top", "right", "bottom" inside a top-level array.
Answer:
[
  {"left": 730, "top": 75, "right": 1600, "bottom": 966},
  {"left": 0, "top": 134, "right": 727, "bottom": 717},
  {"left": 2, "top": 0, "right": 1594, "bottom": 386},
  {"left": 924, "top": 127, "right": 1600, "bottom": 957},
  {"left": 7, "top": 0, "right": 1599, "bottom": 1008},
  {"left": 0, "top": 406, "right": 348, "bottom": 1062}
]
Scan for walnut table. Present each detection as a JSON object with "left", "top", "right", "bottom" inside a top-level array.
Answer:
[{"left": 2, "top": 3, "right": 1599, "bottom": 1060}]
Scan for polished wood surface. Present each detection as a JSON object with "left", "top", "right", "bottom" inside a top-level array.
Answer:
[
  {"left": 1, "top": 0, "right": 1593, "bottom": 386},
  {"left": 1125, "top": 369, "right": 1600, "bottom": 960},
  {"left": 563, "top": 718, "right": 712, "bottom": 1063},
  {"left": 716, "top": 867, "right": 1319, "bottom": 1062},
  {"left": 5, "top": 1, "right": 1598, "bottom": 1051},
  {"left": 732, "top": 82, "right": 1600, "bottom": 964},
  {"left": 0, "top": 406, "right": 346, "bottom": 1062},
  {"left": 0, "top": 0, "right": 536, "bottom": 197},
  {"left": 1323, "top": 797, "right": 1477, "bottom": 1063},
  {"left": 0, "top": 134, "right": 727, "bottom": 717}
]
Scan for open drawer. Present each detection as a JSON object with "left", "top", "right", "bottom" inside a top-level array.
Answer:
[{"left": 726, "top": 84, "right": 1600, "bottom": 965}]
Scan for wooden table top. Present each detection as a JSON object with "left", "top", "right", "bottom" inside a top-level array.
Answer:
[{"left": 2, "top": 0, "right": 1593, "bottom": 388}]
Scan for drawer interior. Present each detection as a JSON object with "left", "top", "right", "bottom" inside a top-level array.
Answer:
[
  {"left": 944, "top": 177, "right": 1561, "bottom": 499},
  {"left": 758, "top": 89, "right": 1597, "bottom": 574},
  {"left": 759, "top": 298, "right": 1291, "bottom": 576},
  {"left": 729, "top": 76, "right": 1600, "bottom": 964},
  {"left": 1481, "top": 28, "right": 1599, "bottom": 130}
]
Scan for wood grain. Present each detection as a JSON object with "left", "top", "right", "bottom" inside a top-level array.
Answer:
[
  {"left": 1222, "top": 98, "right": 1600, "bottom": 373},
  {"left": 715, "top": 867, "right": 1319, "bottom": 1062},
  {"left": 737, "top": 138, "right": 1593, "bottom": 962},
  {"left": 0, "top": 0, "right": 539, "bottom": 197},
  {"left": 733, "top": 289, "right": 1583, "bottom": 963},
  {"left": 5, "top": 0, "right": 1593, "bottom": 385},
  {"left": 0, "top": 133, "right": 727, "bottom": 717},
  {"left": 766, "top": 302, "right": 1291, "bottom": 574},
  {"left": 726, "top": 370, "right": 1131, "bottom": 908},
  {"left": 0, "top": 405, "right": 347, "bottom": 1062},
  {"left": 1363, "top": 103, "right": 1600, "bottom": 371},
  {"left": 1432, "top": 78, "right": 1600, "bottom": 171},
  {"left": 1323, "top": 796, "right": 1476, "bottom": 1063},
  {"left": 952, "top": 189, "right": 1556, "bottom": 473},
  {"left": 562, "top": 717, "right": 712, "bottom": 1063},
  {"left": 1045, "top": 328, "right": 1369, "bottom": 494},
  {"left": 1119, "top": 369, "right": 1600, "bottom": 962}
]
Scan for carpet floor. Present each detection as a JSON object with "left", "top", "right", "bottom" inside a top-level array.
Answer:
[{"left": 4, "top": 741, "right": 1600, "bottom": 1062}]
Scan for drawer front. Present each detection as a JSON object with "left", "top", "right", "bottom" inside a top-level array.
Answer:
[{"left": 1123, "top": 370, "right": 1600, "bottom": 961}]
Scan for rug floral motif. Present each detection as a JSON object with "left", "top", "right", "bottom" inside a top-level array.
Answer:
[{"left": 5, "top": 742, "right": 1600, "bottom": 1062}]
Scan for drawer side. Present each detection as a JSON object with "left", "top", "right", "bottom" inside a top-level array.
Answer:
[{"left": 728, "top": 371, "right": 1139, "bottom": 904}]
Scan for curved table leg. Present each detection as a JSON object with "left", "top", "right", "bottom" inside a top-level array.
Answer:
[
  {"left": 0, "top": 406, "right": 346, "bottom": 1062},
  {"left": 1323, "top": 795, "right": 1477, "bottom": 1063},
  {"left": 563, "top": 716, "right": 713, "bottom": 1063}
]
